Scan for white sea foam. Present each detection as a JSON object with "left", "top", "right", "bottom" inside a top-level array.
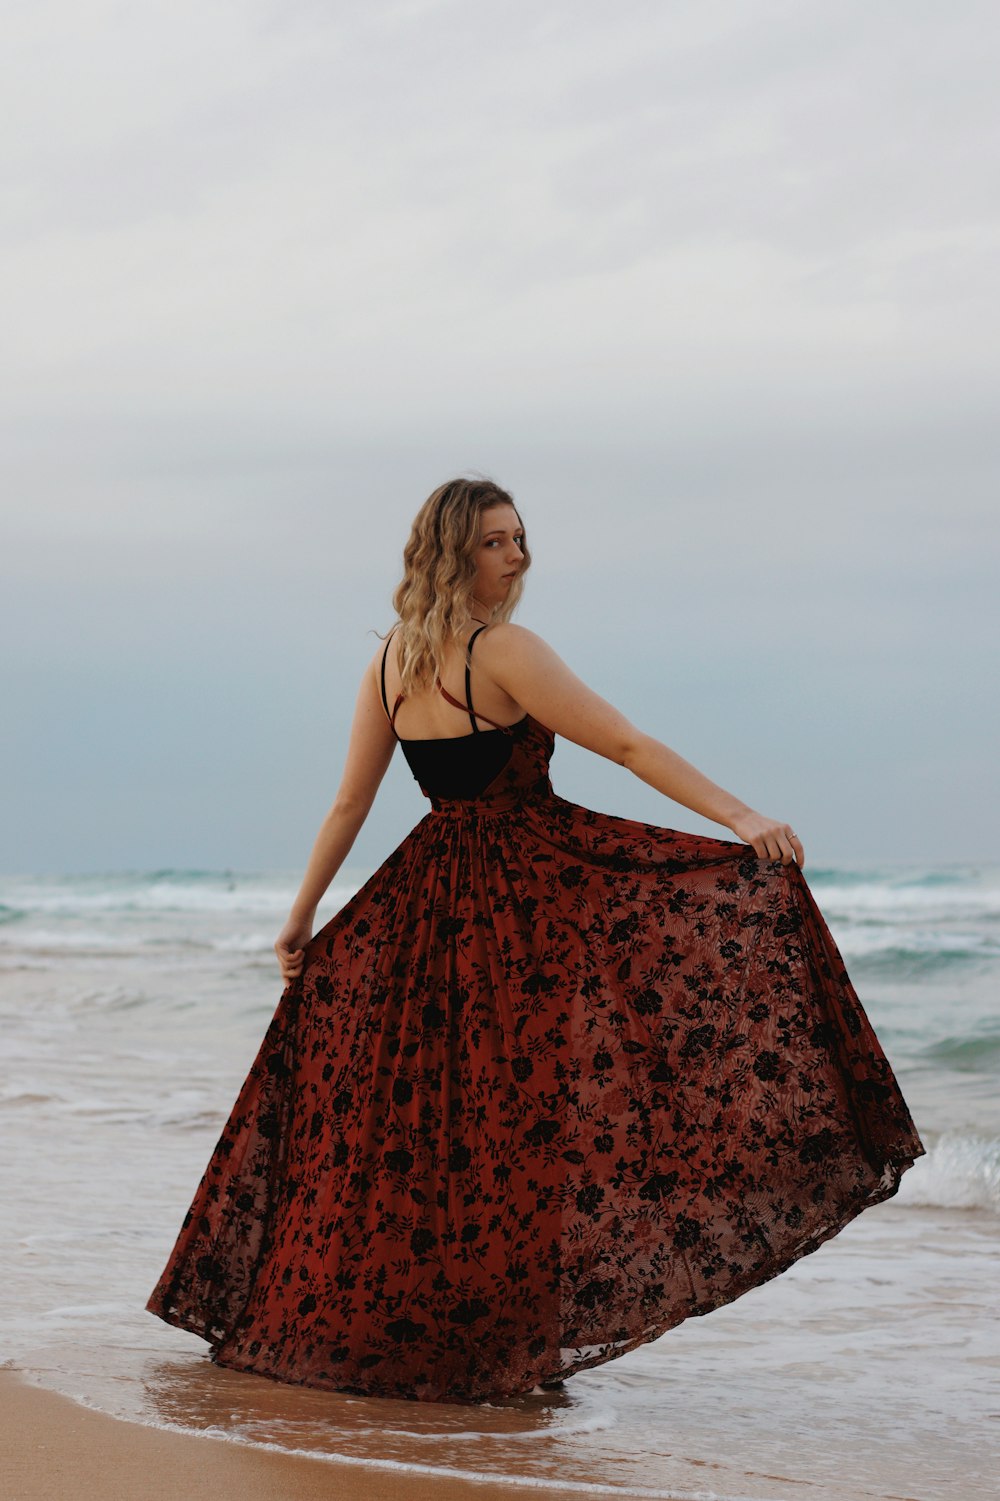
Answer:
[
  {"left": 814, "top": 880, "right": 1000, "bottom": 919},
  {"left": 0, "top": 873, "right": 361, "bottom": 917},
  {"left": 895, "top": 1130, "right": 1000, "bottom": 1212},
  {"left": 7, "top": 1381, "right": 751, "bottom": 1501},
  {"left": 0, "top": 927, "right": 145, "bottom": 951},
  {"left": 835, "top": 924, "right": 1000, "bottom": 961}
]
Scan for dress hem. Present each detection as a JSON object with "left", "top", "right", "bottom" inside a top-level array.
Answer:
[{"left": 146, "top": 1142, "right": 923, "bottom": 1405}]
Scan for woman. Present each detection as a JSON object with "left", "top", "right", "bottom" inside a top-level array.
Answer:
[{"left": 145, "top": 476, "right": 925, "bottom": 1404}]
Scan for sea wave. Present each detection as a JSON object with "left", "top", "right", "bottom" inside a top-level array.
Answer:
[
  {"left": 846, "top": 941, "right": 1000, "bottom": 977},
  {"left": 917, "top": 1032, "right": 1000, "bottom": 1071},
  {"left": 814, "top": 882, "right": 1000, "bottom": 920},
  {"left": 807, "top": 863, "right": 992, "bottom": 891},
  {"left": 0, "top": 928, "right": 281, "bottom": 953},
  {"left": 0, "top": 871, "right": 362, "bottom": 917},
  {"left": 895, "top": 1130, "right": 1000, "bottom": 1213}
]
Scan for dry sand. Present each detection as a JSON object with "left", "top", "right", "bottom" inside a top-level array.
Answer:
[{"left": 0, "top": 1368, "right": 604, "bottom": 1501}]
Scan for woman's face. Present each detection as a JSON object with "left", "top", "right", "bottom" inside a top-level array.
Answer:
[{"left": 473, "top": 504, "right": 525, "bottom": 610}]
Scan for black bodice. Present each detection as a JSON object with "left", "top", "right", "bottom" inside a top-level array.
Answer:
[
  {"left": 380, "top": 625, "right": 529, "bottom": 800},
  {"left": 398, "top": 717, "right": 529, "bottom": 800}
]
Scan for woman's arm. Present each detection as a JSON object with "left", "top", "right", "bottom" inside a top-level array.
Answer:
[
  {"left": 274, "top": 648, "right": 398, "bottom": 982},
  {"left": 477, "top": 624, "right": 804, "bottom": 867}
]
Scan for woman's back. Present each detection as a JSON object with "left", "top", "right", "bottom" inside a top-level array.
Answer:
[
  {"left": 379, "top": 623, "right": 533, "bottom": 801},
  {"left": 380, "top": 623, "right": 525, "bottom": 743}
]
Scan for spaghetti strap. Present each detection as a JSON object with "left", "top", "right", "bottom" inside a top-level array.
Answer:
[
  {"left": 379, "top": 629, "right": 403, "bottom": 737},
  {"left": 464, "top": 625, "right": 489, "bottom": 734}
]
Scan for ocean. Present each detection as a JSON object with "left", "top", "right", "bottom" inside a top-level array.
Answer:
[{"left": 2, "top": 861, "right": 998, "bottom": 1500}]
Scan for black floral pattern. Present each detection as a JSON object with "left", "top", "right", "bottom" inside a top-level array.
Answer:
[{"left": 145, "top": 713, "right": 926, "bottom": 1403}]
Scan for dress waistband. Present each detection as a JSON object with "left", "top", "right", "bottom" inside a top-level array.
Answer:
[{"left": 428, "top": 782, "right": 553, "bottom": 818}]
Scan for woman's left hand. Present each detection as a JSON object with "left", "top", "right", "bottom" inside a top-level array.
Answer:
[{"left": 727, "top": 809, "right": 805, "bottom": 868}]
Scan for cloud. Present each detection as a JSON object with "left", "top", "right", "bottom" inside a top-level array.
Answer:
[
  {"left": 1, "top": 1, "right": 997, "bottom": 869},
  {"left": 4, "top": 0, "right": 999, "bottom": 435}
]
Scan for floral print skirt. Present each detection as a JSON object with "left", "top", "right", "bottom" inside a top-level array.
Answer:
[{"left": 145, "top": 716, "right": 926, "bottom": 1402}]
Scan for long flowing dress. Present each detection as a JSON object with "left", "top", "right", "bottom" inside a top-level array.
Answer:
[{"left": 145, "top": 625, "right": 926, "bottom": 1403}]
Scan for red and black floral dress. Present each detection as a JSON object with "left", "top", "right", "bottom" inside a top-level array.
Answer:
[{"left": 145, "top": 624, "right": 925, "bottom": 1403}]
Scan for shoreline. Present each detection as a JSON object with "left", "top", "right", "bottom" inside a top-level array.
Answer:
[{"left": 0, "top": 1367, "right": 616, "bottom": 1501}]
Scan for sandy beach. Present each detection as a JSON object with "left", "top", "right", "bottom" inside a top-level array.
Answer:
[{"left": 0, "top": 1368, "right": 598, "bottom": 1501}]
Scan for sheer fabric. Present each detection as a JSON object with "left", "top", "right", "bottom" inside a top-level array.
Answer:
[{"left": 146, "top": 645, "right": 925, "bottom": 1403}]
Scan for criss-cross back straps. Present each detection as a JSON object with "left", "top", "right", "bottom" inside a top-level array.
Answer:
[
  {"left": 435, "top": 624, "right": 509, "bottom": 734},
  {"left": 381, "top": 623, "right": 510, "bottom": 737}
]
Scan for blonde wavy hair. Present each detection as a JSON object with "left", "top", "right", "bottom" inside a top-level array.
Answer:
[{"left": 384, "top": 477, "right": 531, "bottom": 695}]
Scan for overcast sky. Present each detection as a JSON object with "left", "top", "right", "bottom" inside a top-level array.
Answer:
[{"left": 3, "top": 0, "right": 997, "bottom": 878}]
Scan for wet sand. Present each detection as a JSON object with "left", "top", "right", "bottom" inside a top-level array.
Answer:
[{"left": 0, "top": 1367, "right": 601, "bottom": 1501}]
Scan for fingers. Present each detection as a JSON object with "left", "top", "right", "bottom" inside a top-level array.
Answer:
[
  {"left": 752, "top": 824, "right": 805, "bottom": 868},
  {"left": 789, "top": 829, "right": 806, "bottom": 868},
  {"left": 775, "top": 823, "right": 804, "bottom": 867},
  {"left": 274, "top": 943, "right": 305, "bottom": 984}
]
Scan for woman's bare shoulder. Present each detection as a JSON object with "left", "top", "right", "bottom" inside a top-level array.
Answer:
[
  {"left": 475, "top": 622, "right": 571, "bottom": 694},
  {"left": 476, "top": 622, "right": 550, "bottom": 657}
]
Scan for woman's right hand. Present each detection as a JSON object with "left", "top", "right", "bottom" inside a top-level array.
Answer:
[
  {"left": 727, "top": 809, "right": 805, "bottom": 868},
  {"left": 274, "top": 913, "right": 314, "bottom": 985}
]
